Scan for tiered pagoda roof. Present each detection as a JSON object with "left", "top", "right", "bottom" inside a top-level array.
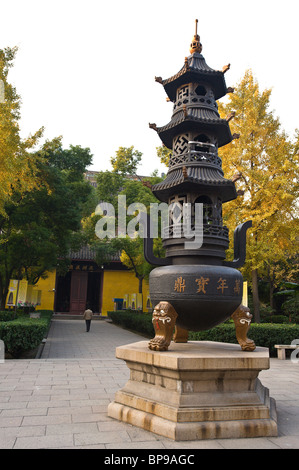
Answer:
[
  {"left": 149, "top": 20, "right": 237, "bottom": 203},
  {"left": 151, "top": 166, "right": 236, "bottom": 203},
  {"left": 158, "top": 52, "right": 228, "bottom": 102},
  {"left": 153, "top": 110, "right": 233, "bottom": 150}
]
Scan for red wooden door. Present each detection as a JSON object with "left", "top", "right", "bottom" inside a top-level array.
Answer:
[{"left": 69, "top": 271, "right": 88, "bottom": 314}]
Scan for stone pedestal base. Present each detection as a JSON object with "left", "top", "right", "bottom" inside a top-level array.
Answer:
[{"left": 107, "top": 341, "right": 277, "bottom": 441}]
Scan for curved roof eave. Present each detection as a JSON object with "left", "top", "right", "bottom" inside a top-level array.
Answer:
[
  {"left": 155, "top": 116, "right": 233, "bottom": 149},
  {"left": 161, "top": 53, "right": 227, "bottom": 101}
]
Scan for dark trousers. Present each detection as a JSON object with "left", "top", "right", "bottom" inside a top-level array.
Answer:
[{"left": 85, "top": 319, "right": 91, "bottom": 332}]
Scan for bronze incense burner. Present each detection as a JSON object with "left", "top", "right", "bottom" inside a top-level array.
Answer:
[{"left": 144, "top": 21, "right": 254, "bottom": 352}]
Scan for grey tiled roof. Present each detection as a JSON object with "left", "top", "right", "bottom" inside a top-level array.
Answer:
[
  {"left": 70, "top": 246, "right": 120, "bottom": 262},
  {"left": 162, "top": 53, "right": 227, "bottom": 101},
  {"left": 152, "top": 166, "right": 236, "bottom": 203}
]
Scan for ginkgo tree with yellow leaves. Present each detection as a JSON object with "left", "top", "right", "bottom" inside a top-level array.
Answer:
[
  {"left": 218, "top": 70, "right": 299, "bottom": 322},
  {"left": 0, "top": 47, "right": 44, "bottom": 218}
]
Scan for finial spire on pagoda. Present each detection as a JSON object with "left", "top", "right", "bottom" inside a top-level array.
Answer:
[{"left": 189, "top": 19, "right": 202, "bottom": 54}]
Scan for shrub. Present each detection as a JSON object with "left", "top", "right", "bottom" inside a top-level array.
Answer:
[
  {"left": 0, "top": 311, "right": 16, "bottom": 322},
  {"left": 0, "top": 311, "right": 52, "bottom": 357},
  {"left": 282, "top": 298, "right": 299, "bottom": 323},
  {"left": 268, "top": 315, "right": 289, "bottom": 324},
  {"left": 108, "top": 311, "right": 154, "bottom": 337},
  {"left": 189, "top": 323, "right": 299, "bottom": 356},
  {"left": 108, "top": 311, "right": 299, "bottom": 357}
]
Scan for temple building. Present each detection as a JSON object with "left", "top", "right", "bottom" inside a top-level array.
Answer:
[{"left": 6, "top": 248, "right": 150, "bottom": 315}]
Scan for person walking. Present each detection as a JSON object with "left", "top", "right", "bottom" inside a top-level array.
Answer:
[{"left": 83, "top": 307, "right": 93, "bottom": 332}]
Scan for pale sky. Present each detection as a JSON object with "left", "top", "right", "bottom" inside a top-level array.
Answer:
[{"left": 1, "top": 0, "right": 298, "bottom": 176}]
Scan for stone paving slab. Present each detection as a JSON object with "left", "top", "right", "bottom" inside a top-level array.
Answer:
[{"left": 0, "top": 318, "right": 298, "bottom": 449}]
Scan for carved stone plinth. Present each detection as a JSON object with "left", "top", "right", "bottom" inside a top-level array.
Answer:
[{"left": 108, "top": 341, "right": 277, "bottom": 441}]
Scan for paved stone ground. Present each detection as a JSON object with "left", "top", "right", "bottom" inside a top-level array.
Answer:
[{"left": 0, "top": 318, "right": 298, "bottom": 449}]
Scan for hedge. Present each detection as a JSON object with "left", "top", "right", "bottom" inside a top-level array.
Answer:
[
  {"left": 108, "top": 310, "right": 154, "bottom": 337},
  {"left": 189, "top": 323, "right": 299, "bottom": 356},
  {"left": 0, "top": 311, "right": 52, "bottom": 358},
  {"left": 0, "top": 311, "right": 16, "bottom": 322},
  {"left": 108, "top": 310, "right": 299, "bottom": 357}
]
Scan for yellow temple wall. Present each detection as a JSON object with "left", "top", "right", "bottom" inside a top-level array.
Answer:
[
  {"left": 101, "top": 270, "right": 150, "bottom": 316},
  {"left": 5, "top": 269, "right": 151, "bottom": 315},
  {"left": 34, "top": 271, "right": 56, "bottom": 310},
  {"left": 5, "top": 271, "right": 56, "bottom": 311}
]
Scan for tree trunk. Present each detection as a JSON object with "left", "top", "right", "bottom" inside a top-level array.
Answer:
[
  {"left": 267, "top": 265, "right": 275, "bottom": 311},
  {"left": 0, "top": 285, "right": 9, "bottom": 310},
  {"left": 138, "top": 277, "right": 144, "bottom": 311},
  {"left": 0, "top": 295, "right": 5, "bottom": 310},
  {"left": 251, "top": 269, "right": 260, "bottom": 323},
  {"left": 138, "top": 277, "right": 143, "bottom": 294},
  {"left": 0, "top": 274, "right": 10, "bottom": 310},
  {"left": 269, "top": 280, "right": 275, "bottom": 310},
  {"left": 0, "top": 267, "right": 16, "bottom": 310},
  {"left": 0, "top": 276, "right": 3, "bottom": 310}
]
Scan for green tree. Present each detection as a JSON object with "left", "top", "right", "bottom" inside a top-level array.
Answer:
[
  {"left": 218, "top": 70, "right": 299, "bottom": 322},
  {"left": 96, "top": 170, "right": 125, "bottom": 206},
  {"left": 113, "top": 174, "right": 165, "bottom": 293},
  {"left": 0, "top": 140, "right": 93, "bottom": 308},
  {"left": 110, "top": 146, "right": 142, "bottom": 175},
  {"left": 85, "top": 152, "right": 164, "bottom": 296}
]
